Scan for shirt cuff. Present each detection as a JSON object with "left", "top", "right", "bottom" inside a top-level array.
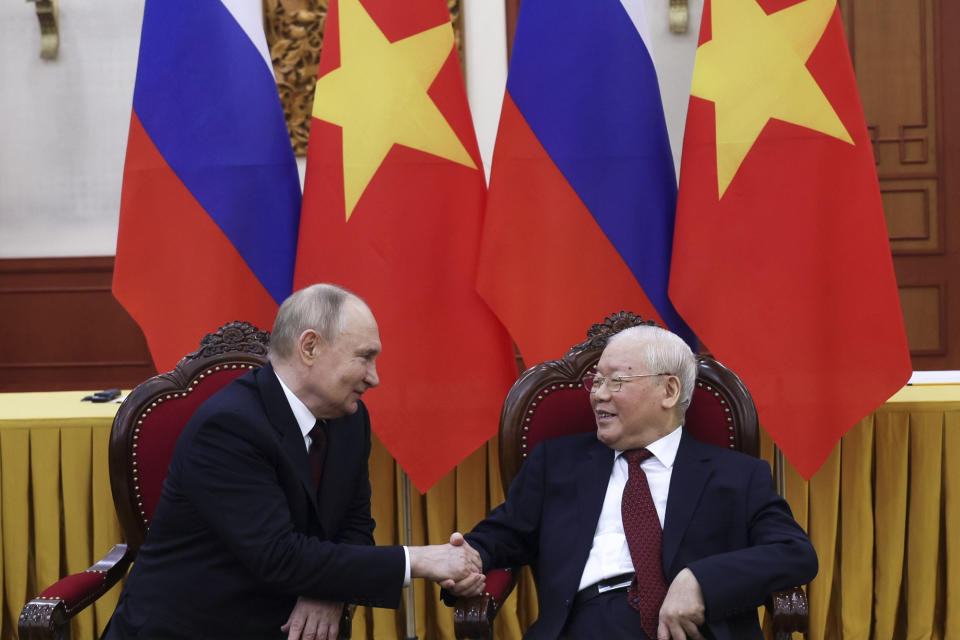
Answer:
[{"left": 402, "top": 546, "right": 411, "bottom": 587}]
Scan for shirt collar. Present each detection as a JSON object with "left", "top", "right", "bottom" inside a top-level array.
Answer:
[
  {"left": 615, "top": 425, "right": 683, "bottom": 469},
  {"left": 274, "top": 369, "right": 317, "bottom": 440}
]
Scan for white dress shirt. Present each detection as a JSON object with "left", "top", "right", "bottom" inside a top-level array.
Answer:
[
  {"left": 577, "top": 426, "right": 683, "bottom": 591},
  {"left": 275, "top": 370, "right": 412, "bottom": 585},
  {"left": 275, "top": 371, "right": 320, "bottom": 448}
]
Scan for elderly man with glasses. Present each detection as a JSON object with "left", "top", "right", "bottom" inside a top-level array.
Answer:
[{"left": 446, "top": 325, "right": 817, "bottom": 640}]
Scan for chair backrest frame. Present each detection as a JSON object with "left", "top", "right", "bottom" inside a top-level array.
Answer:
[
  {"left": 108, "top": 322, "right": 270, "bottom": 553},
  {"left": 499, "top": 312, "right": 759, "bottom": 491}
]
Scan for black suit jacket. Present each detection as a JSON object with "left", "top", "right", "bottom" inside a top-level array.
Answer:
[
  {"left": 106, "top": 363, "right": 405, "bottom": 639},
  {"left": 464, "top": 430, "right": 817, "bottom": 640}
]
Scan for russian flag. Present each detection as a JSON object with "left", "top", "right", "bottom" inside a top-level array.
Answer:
[
  {"left": 476, "top": 0, "right": 694, "bottom": 365},
  {"left": 113, "top": 0, "right": 301, "bottom": 372}
]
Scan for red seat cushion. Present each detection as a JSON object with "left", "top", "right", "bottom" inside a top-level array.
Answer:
[
  {"left": 484, "top": 568, "right": 515, "bottom": 600},
  {"left": 38, "top": 571, "right": 107, "bottom": 611}
]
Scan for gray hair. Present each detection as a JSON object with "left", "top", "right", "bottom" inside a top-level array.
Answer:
[
  {"left": 607, "top": 325, "right": 696, "bottom": 415},
  {"left": 268, "top": 283, "right": 362, "bottom": 362}
]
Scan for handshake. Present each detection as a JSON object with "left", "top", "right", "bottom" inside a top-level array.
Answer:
[{"left": 408, "top": 532, "right": 485, "bottom": 597}]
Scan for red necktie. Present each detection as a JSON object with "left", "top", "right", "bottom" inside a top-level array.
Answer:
[
  {"left": 622, "top": 449, "right": 667, "bottom": 638},
  {"left": 308, "top": 420, "right": 326, "bottom": 489}
]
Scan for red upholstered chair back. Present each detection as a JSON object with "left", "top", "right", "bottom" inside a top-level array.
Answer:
[
  {"left": 499, "top": 312, "right": 759, "bottom": 490},
  {"left": 109, "top": 322, "right": 270, "bottom": 552}
]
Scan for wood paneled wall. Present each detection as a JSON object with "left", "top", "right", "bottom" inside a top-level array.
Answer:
[{"left": 0, "top": 257, "right": 156, "bottom": 392}]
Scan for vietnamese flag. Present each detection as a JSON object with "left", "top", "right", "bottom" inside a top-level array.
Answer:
[
  {"left": 669, "top": 0, "right": 912, "bottom": 479},
  {"left": 294, "top": 0, "right": 516, "bottom": 492}
]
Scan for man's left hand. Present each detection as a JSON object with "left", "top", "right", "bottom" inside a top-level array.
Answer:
[
  {"left": 281, "top": 597, "right": 344, "bottom": 640},
  {"left": 657, "top": 568, "right": 706, "bottom": 640}
]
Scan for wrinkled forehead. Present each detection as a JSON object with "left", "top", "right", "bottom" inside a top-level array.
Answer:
[{"left": 597, "top": 335, "right": 649, "bottom": 374}]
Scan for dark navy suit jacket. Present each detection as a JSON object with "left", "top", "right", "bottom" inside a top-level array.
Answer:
[
  {"left": 106, "top": 363, "right": 405, "bottom": 639},
  {"left": 464, "top": 430, "right": 817, "bottom": 640}
]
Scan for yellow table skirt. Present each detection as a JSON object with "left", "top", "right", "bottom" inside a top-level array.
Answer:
[
  {"left": 759, "top": 384, "right": 960, "bottom": 640},
  {"left": 0, "top": 391, "right": 125, "bottom": 640},
  {"left": 1, "top": 385, "right": 957, "bottom": 640}
]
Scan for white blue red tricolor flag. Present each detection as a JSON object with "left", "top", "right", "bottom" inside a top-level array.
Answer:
[
  {"left": 477, "top": 0, "right": 695, "bottom": 365},
  {"left": 113, "top": 0, "right": 301, "bottom": 371}
]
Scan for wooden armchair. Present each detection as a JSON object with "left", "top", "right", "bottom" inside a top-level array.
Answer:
[
  {"left": 18, "top": 322, "right": 271, "bottom": 639},
  {"left": 453, "top": 312, "right": 809, "bottom": 640}
]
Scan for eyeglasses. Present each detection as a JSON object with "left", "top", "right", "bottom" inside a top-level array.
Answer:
[{"left": 582, "top": 372, "right": 672, "bottom": 393}]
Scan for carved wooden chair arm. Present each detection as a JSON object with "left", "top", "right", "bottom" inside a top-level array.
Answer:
[
  {"left": 770, "top": 586, "right": 809, "bottom": 639},
  {"left": 19, "top": 544, "right": 132, "bottom": 640},
  {"left": 338, "top": 604, "right": 355, "bottom": 639},
  {"left": 453, "top": 568, "right": 518, "bottom": 640}
]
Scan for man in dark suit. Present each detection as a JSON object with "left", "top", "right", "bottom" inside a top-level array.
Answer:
[
  {"left": 105, "top": 284, "right": 483, "bottom": 640},
  {"left": 449, "top": 325, "right": 817, "bottom": 639}
]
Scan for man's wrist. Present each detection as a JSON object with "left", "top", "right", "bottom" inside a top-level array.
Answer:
[{"left": 402, "top": 546, "right": 411, "bottom": 586}]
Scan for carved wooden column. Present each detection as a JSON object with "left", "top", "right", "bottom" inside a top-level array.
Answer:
[{"left": 263, "top": 0, "right": 464, "bottom": 157}]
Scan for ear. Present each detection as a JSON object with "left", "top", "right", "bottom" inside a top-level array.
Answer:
[
  {"left": 661, "top": 375, "right": 681, "bottom": 410},
  {"left": 297, "top": 329, "right": 324, "bottom": 364}
]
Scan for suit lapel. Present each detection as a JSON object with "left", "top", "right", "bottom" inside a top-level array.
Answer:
[
  {"left": 662, "top": 430, "right": 713, "bottom": 575},
  {"left": 255, "top": 364, "right": 323, "bottom": 520}
]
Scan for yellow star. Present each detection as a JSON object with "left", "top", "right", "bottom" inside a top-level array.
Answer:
[
  {"left": 691, "top": 0, "right": 853, "bottom": 198},
  {"left": 312, "top": 0, "right": 476, "bottom": 220}
]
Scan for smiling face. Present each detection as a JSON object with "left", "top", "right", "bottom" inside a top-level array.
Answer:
[
  {"left": 300, "top": 299, "right": 382, "bottom": 418},
  {"left": 590, "top": 334, "right": 681, "bottom": 451}
]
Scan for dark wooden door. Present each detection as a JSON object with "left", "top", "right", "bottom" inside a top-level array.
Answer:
[{"left": 840, "top": 0, "right": 960, "bottom": 369}]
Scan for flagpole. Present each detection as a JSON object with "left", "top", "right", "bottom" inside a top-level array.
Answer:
[
  {"left": 401, "top": 470, "right": 419, "bottom": 640},
  {"left": 774, "top": 444, "right": 786, "bottom": 500}
]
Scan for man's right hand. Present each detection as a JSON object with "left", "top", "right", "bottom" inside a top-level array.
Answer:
[{"left": 408, "top": 532, "right": 484, "bottom": 585}]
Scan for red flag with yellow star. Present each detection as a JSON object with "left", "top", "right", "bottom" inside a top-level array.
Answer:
[
  {"left": 669, "top": 0, "right": 911, "bottom": 479},
  {"left": 294, "top": 0, "right": 516, "bottom": 492}
]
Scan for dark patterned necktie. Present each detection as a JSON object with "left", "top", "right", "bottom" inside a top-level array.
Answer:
[
  {"left": 622, "top": 449, "right": 667, "bottom": 638},
  {"left": 308, "top": 420, "right": 327, "bottom": 489}
]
